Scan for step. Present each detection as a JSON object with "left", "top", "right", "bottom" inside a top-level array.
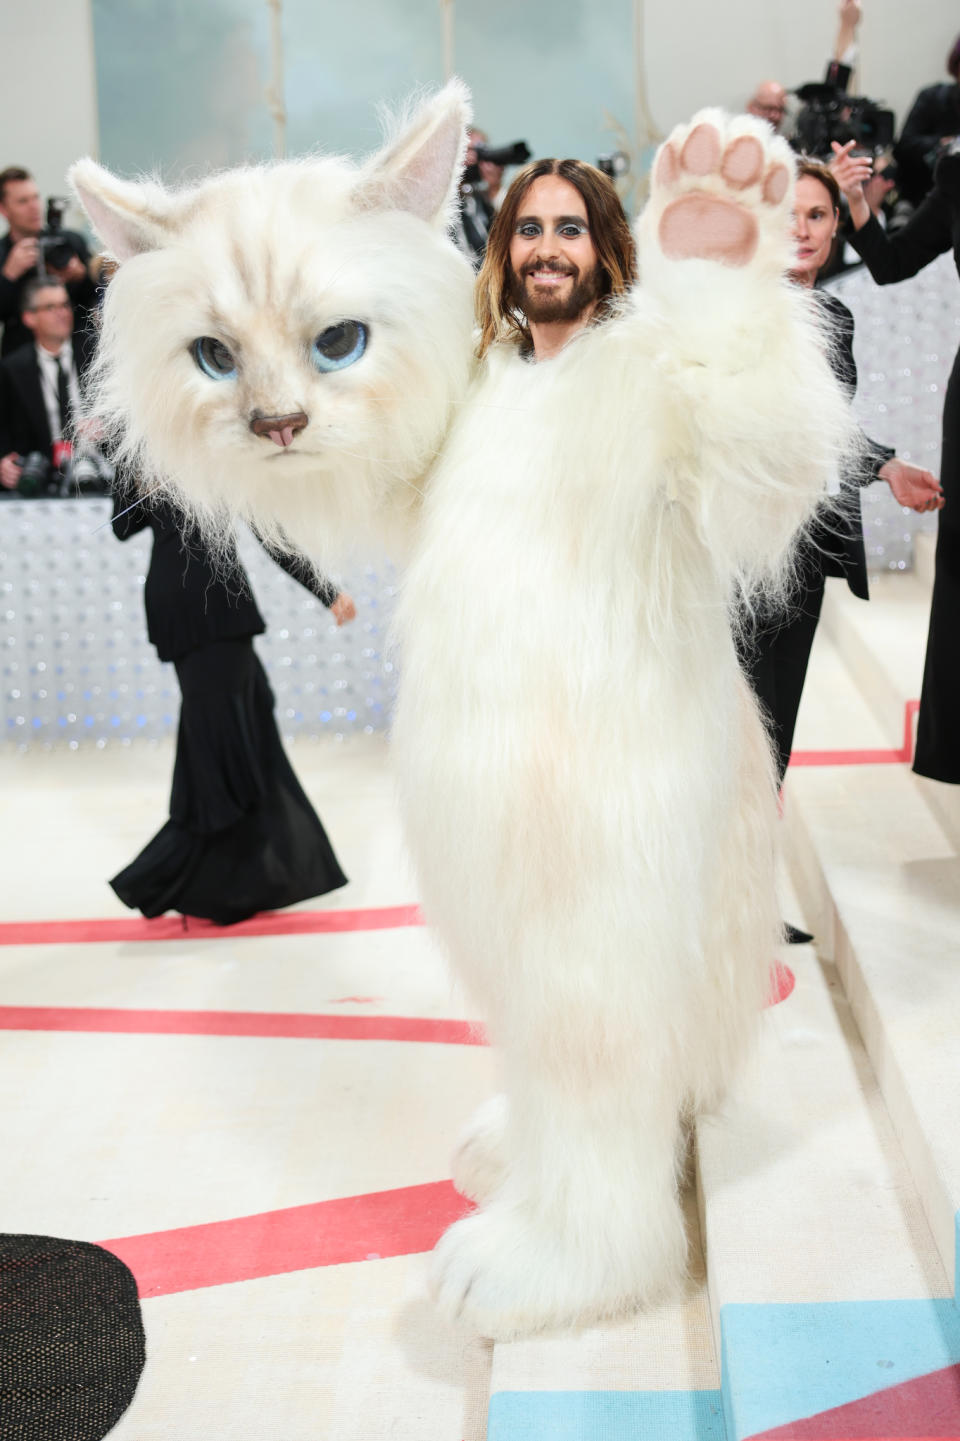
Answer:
[
  {"left": 782, "top": 760, "right": 960, "bottom": 1316},
  {"left": 914, "top": 771, "right": 960, "bottom": 855},
  {"left": 818, "top": 572, "right": 928, "bottom": 749},
  {"left": 790, "top": 623, "right": 894, "bottom": 760},
  {"left": 789, "top": 561, "right": 957, "bottom": 1296},
  {"left": 486, "top": 1194, "right": 723, "bottom": 1440},
  {"left": 778, "top": 551, "right": 960, "bottom": 1438},
  {"left": 786, "top": 623, "right": 906, "bottom": 952},
  {"left": 818, "top": 544, "right": 960, "bottom": 868},
  {"left": 696, "top": 927, "right": 960, "bottom": 1441}
]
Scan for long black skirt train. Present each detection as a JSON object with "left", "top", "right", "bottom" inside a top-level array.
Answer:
[
  {"left": 111, "top": 638, "right": 347, "bottom": 924},
  {"left": 913, "top": 348, "right": 960, "bottom": 783}
]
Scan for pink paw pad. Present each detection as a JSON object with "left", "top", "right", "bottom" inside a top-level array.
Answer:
[
  {"left": 655, "top": 142, "right": 679, "bottom": 188},
  {"left": 659, "top": 194, "right": 759, "bottom": 267},
  {"left": 656, "top": 123, "right": 791, "bottom": 269},
  {"left": 680, "top": 124, "right": 722, "bottom": 176},
  {"left": 763, "top": 164, "right": 790, "bottom": 205},
  {"left": 721, "top": 135, "right": 764, "bottom": 189}
]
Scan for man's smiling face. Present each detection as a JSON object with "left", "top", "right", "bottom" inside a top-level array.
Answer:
[{"left": 508, "top": 174, "right": 603, "bottom": 324}]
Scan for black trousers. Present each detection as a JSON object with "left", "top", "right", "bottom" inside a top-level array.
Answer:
[{"left": 737, "top": 573, "right": 828, "bottom": 785}]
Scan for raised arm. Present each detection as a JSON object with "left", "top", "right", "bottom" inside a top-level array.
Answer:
[
  {"left": 256, "top": 530, "right": 357, "bottom": 623},
  {"left": 831, "top": 140, "right": 953, "bottom": 282},
  {"left": 625, "top": 111, "right": 857, "bottom": 596}
]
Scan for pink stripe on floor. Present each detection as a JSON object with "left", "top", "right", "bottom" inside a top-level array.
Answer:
[
  {"left": 0, "top": 957, "right": 792, "bottom": 1045},
  {"left": 0, "top": 903, "right": 423, "bottom": 948},
  {"left": 0, "top": 1004, "right": 484, "bottom": 1046},
  {"left": 99, "top": 1180, "right": 473, "bottom": 1297},
  {"left": 790, "top": 699, "right": 919, "bottom": 769}
]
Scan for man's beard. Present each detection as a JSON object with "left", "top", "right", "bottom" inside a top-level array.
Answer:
[{"left": 508, "top": 260, "right": 604, "bottom": 325}]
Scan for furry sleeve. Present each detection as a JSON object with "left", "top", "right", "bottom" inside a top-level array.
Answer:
[{"left": 630, "top": 110, "right": 860, "bottom": 605}]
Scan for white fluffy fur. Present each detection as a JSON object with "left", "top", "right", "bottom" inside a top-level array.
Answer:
[{"left": 72, "top": 95, "right": 856, "bottom": 1340}]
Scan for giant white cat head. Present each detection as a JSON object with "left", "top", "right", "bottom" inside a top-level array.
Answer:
[{"left": 70, "top": 80, "right": 476, "bottom": 561}]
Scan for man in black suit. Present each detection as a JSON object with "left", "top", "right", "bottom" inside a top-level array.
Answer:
[
  {"left": 0, "top": 278, "right": 82, "bottom": 494},
  {"left": 0, "top": 166, "right": 96, "bottom": 360}
]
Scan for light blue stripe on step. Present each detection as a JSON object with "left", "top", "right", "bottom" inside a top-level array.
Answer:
[
  {"left": 487, "top": 1389, "right": 726, "bottom": 1441},
  {"left": 721, "top": 1296, "right": 960, "bottom": 1440}
]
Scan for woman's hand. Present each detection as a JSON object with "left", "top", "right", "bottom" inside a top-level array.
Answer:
[
  {"left": 330, "top": 592, "right": 357, "bottom": 626},
  {"left": 878, "top": 458, "right": 945, "bottom": 513},
  {"left": 829, "top": 140, "right": 873, "bottom": 229}
]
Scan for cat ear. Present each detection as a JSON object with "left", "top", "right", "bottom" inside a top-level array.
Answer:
[
  {"left": 68, "top": 159, "right": 178, "bottom": 263},
  {"left": 355, "top": 78, "right": 472, "bottom": 226}
]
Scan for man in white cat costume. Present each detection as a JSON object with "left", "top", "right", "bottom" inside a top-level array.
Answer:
[{"left": 70, "top": 83, "right": 853, "bottom": 1341}]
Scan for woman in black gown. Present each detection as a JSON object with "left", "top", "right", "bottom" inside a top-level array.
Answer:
[
  {"left": 738, "top": 162, "right": 942, "bottom": 942},
  {"left": 833, "top": 138, "right": 960, "bottom": 783},
  {"left": 110, "top": 490, "right": 352, "bottom": 924},
  {"left": 739, "top": 161, "right": 942, "bottom": 787}
]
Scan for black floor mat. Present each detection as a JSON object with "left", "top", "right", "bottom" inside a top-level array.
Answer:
[{"left": 0, "top": 1235, "right": 145, "bottom": 1439}]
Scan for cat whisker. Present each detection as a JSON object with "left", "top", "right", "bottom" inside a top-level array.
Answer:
[
  {"left": 90, "top": 483, "right": 165, "bottom": 533},
  {"left": 449, "top": 399, "right": 530, "bottom": 412},
  {"left": 324, "top": 444, "right": 428, "bottom": 496}
]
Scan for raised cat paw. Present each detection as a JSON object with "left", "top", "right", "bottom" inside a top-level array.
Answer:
[{"left": 649, "top": 110, "right": 793, "bottom": 270}]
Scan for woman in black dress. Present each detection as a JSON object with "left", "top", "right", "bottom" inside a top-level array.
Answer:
[
  {"left": 110, "top": 490, "right": 352, "bottom": 924},
  {"left": 833, "top": 139, "right": 959, "bottom": 783},
  {"left": 739, "top": 161, "right": 942, "bottom": 789}
]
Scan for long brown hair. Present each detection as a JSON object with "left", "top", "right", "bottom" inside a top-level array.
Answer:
[{"left": 475, "top": 158, "right": 637, "bottom": 359}]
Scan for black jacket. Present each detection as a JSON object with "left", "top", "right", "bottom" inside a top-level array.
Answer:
[
  {"left": 846, "top": 157, "right": 960, "bottom": 284},
  {"left": 112, "top": 491, "right": 339, "bottom": 663},
  {"left": 894, "top": 83, "right": 960, "bottom": 207},
  {"left": 0, "top": 343, "right": 58, "bottom": 459}
]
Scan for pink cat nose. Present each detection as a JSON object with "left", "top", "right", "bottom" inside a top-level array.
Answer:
[{"left": 250, "top": 411, "right": 309, "bottom": 448}]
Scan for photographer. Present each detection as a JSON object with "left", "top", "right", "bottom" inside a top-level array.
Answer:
[
  {"left": 894, "top": 33, "right": 960, "bottom": 208},
  {"left": 0, "top": 166, "right": 96, "bottom": 360},
  {"left": 453, "top": 130, "right": 530, "bottom": 268},
  {"left": 790, "top": 2, "right": 894, "bottom": 162},
  {"left": 0, "top": 278, "right": 84, "bottom": 496},
  {"left": 744, "top": 2, "right": 894, "bottom": 159}
]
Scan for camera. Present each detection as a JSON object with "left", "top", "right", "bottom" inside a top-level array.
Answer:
[
  {"left": 64, "top": 449, "right": 114, "bottom": 496},
  {"left": 38, "top": 196, "right": 80, "bottom": 274},
  {"left": 792, "top": 83, "right": 895, "bottom": 158},
  {"left": 11, "top": 445, "right": 113, "bottom": 500},
  {"left": 463, "top": 140, "right": 531, "bottom": 187},
  {"left": 14, "top": 452, "right": 55, "bottom": 497},
  {"left": 597, "top": 151, "right": 630, "bottom": 181}
]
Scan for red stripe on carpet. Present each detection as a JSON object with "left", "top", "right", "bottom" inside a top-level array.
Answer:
[
  {"left": 0, "top": 903, "right": 423, "bottom": 948},
  {"left": 99, "top": 1180, "right": 473, "bottom": 1297},
  {"left": 0, "top": 959, "right": 793, "bottom": 1039},
  {"left": 0, "top": 1004, "right": 485, "bottom": 1047},
  {"left": 768, "top": 962, "right": 795, "bottom": 1007},
  {"left": 790, "top": 700, "right": 920, "bottom": 769}
]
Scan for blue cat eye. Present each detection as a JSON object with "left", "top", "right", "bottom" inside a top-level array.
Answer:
[
  {"left": 193, "top": 336, "right": 237, "bottom": 381},
  {"left": 311, "top": 320, "right": 367, "bottom": 373}
]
